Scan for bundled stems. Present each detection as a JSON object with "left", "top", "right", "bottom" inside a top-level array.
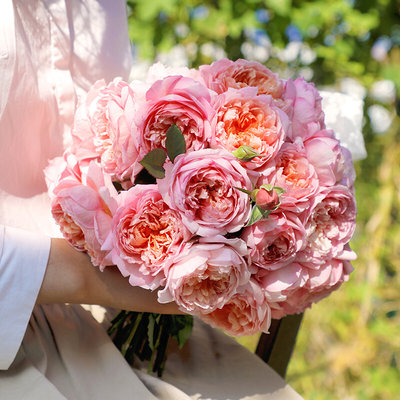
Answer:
[{"left": 108, "top": 311, "right": 193, "bottom": 377}]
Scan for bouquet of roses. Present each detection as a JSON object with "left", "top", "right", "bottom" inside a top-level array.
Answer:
[{"left": 45, "top": 58, "right": 357, "bottom": 375}]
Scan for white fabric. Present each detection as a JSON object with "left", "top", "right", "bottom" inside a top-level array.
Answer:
[
  {"left": 0, "top": 0, "right": 132, "bottom": 197},
  {"left": 0, "top": 0, "right": 16, "bottom": 120},
  {"left": 0, "top": 0, "right": 132, "bottom": 367},
  {"left": 0, "top": 305, "right": 302, "bottom": 400},
  {"left": 0, "top": 226, "right": 50, "bottom": 369}
]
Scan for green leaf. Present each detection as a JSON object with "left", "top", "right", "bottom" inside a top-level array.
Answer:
[
  {"left": 139, "top": 148, "right": 167, "bottom": 179},
  {"left": 147, "top": 314, "right": 156, "bottom": 351},
  {"left": 260, "top": 208, "right": 272, "bottom": 218},
  {"left": 170, "top": 315, "right": 193, "bottom": 349},
  {"left": 232, "top": 145, "right": 264, "bottom": 162},
  {"left": 175, "top": 316, "right": 193, "bottom": 349},
  {"left": 166, "top": 124, "right": 186, "bottom": 163},
  {"left": 245, "top": 205, "right": 271, "bottom": 227}
]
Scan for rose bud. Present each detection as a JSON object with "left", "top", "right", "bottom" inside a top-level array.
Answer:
[{"left": 254, "top": 186, "right": 280, "bottom": 211}]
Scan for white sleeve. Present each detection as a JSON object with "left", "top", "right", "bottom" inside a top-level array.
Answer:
[{"left": 0, "top": 224, "right": 50, "bottom": 369}]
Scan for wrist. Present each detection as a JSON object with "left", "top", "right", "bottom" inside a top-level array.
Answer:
[{"left": 37, "top": 238, "right": 90, "bottom": 304}]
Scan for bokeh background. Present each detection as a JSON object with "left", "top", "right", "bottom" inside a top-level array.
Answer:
[{"left": 125, "top": 1, "right": 400, "bottom": 398}]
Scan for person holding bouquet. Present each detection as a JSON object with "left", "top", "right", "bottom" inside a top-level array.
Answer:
[{"left": 0, "top": 1, "right": 303, "bottom": 399}]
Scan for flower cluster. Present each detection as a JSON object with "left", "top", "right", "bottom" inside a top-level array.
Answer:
[{"left": 46, "top": 59, "right": 357, "bottom": 337}]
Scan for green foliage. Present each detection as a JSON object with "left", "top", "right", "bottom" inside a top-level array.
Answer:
[
  {"left": 109, "top": 311, "right": 193, "bottom": 376},
  {"left": 139, "top": 148, "right": 167, "bottom": 178},
  {"left": 170, "top": 315, "right": 194, "bottom": 349},
  {"left": 165, "top": 124, "right": 186, "bottom": 163},
  {"left": 232, "top": 145, "right": 264, "bottom": 161},
  {"left": 127, "top": 0, "right": 400, "bottom": 397},
  {"left": 246, "top": 204, "right": 270, "bottom": 226}
]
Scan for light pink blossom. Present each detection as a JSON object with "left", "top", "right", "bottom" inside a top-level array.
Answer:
[
  {"left": 304, "top": 130, "right": 346, "bottom": 187},
  {"left": 297, "top": 185, "right": 357, "bottom": 263},
  {"left": 157, "top": 149, "right": 253, "bottom": 236},
  {"left": 335, "top": 146, "right": 356, "bottom": 188},
  {"left": 145, "top": 62, "right": 203, "bottom": 85},
  {"left": 71, "top": 79, "right": 140, "bottom": 181},
  {"left": 200, "top": 58, "right": 284, "bottom": 99},
  {"left": 136, "top": 75, "right": 215, "bottom": 160},
  {"left": 158, "top": 236, "right": 251, "bottom": 314},
  {"left": 242, "top": 211, "right": 306, "bottom": 270},
  {"left": 108, "top": 185, "right": 192, "bottom": 290},
  {"left": 262, "top": 138, "right": 319, "bottom": 213},
  {"left": 284, "top": 77, "right": 325, "bottom": 140},
  {"left": 48, "top": 154, "right": 117, "bottom": 268},
  {"left": 200, "top": 279, "right": 271, "bottom": 336},
  {"left": 260, "top": 256, "right": 354, "bottom": 318},
  {"left": 212, "top": 87, "right": 288, "bottom": 171}
]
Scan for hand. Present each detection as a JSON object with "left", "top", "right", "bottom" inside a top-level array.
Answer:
[{"left": 37, "top": 238, "right": 182, "bottom": 314}]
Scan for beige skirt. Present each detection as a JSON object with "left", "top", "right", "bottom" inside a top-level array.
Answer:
[{"left": 0, "top": 304, "right": 303, "bottom": 400}]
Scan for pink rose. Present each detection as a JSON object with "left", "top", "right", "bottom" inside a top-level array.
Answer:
[
  {"left": 284, "top": 77, "right": 325, "bottom": 141},
  {"left": 108, "top": 185, "right": 192, "bottom": 290},
  {"left": 297, "top": 185, "right": 357, "bottom": 263},
  {"left": 262, "top": 138, "right": 319, "bottom": 213},
  {"left": 51, "top": 203, "right": 86, "bottom": 251},
  {"left": 200, "top": 58, "right": 284, "bottom": 99},
  {"left": 258, "top": 262, "right": 308, "bottom": 302},
  {"left": 200, "top": 279, "right": 271, "bottom": 336},
  {"left": 45, "top": 153, "right": 85, "bottom": 196},
  {"left": 158, "top": 236, "right": 251, "bottom": 314},
  {"left": 157, "top": 149, "right": 253, "bottom": 236},
  {"left": 71, "top": 79, "right": 140, "bottom": 181},
  {"left": 136, "top": 75, "right": 215, "bottom": 159},
  {"left": 212, "top": 87, "right": 288, "bottom": 171},
  {"left": 242, "top": 211, "right": 306, "bottom": 271},
  {"left": 48, "top": 155, "right": 117, "bottom": 268},
  {"left": 254, "top": 186, "right": 280, "bottom": 211},
  {"left": 261, "top": 257, "right": 354, "bottom": 318},
  {"left": 304, "top": 130, "right": 347, "bottom": 187},
  {"left": 145, "top": 62, "right": 203, "bottom": 85},
  {"left": 334, "top": 146, "right": 356, "bottom": 188}
]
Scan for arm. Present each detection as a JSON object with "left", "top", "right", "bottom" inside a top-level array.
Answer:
[
  {"left": 37, "top": 238, "right": 182, "bottom": 314},
  {"left": 1, "top": 226, "right": 180, "bottom": 370}
]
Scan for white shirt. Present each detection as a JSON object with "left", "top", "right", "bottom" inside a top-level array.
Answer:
[{"left": 0, "top": 0, "right": 132, "bottom": 369}]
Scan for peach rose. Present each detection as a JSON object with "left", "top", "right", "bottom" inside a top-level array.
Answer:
[
  {"left": 200, "top": 279, "right": 271, "bottom": 336},
  {"left": 157, "top": 149, "right": 253, "bottom": 237},
  {"left": 158, "top": 236, "right": 251, "bottom": 314},
  {"left": 284, "top": 77, "right": 325, "bottom": 141},
  {"left": 109, "top": 185, "right": 192, "bottom": 290},
  {"left": 71, "top": 79, "right": 141, "bottom": 181},
  {"left": 297, "top": 185, "right": 357, "bottom": 263},
  {"left": 263, "top": 137, "right": 319, "bottom": 213},
  {"left": 48, "top": 154, "right": 117, "bottom": 268},
  {"left": 242, "top": 211, "right": 306, "bottom": 271},
  {"left": 136, "top": 75, "right": 215, "bottom": 160},
  {"left": 200, "top": 58, "right": 284, "bottom": 99},
  {"left": 212, "top": 87, "right": 288, "bottom": 172},
  {"left": 261, "top": 256, "right": 354, "bottom": 319}
]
